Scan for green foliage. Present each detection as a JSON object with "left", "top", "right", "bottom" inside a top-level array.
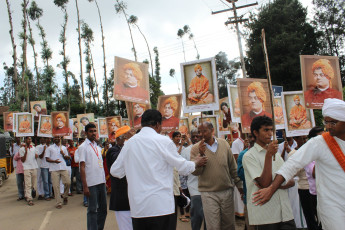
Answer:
[
  {"left": 245, "top": 0, "right": 320, "bottom": 91},
  {"left": 149, "top": 47, "right": 163, "bottom": 109}
]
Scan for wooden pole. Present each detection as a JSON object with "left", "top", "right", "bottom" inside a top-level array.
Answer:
[{"left": 261, "top": 29, "right": 276, "bottom": 159}]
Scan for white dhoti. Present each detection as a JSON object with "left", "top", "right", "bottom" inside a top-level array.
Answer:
[
  {"left": 115, "top": 211, "right": 133, "bottom": 230},
  {"left": 234, "top": 186, "right": 244, "bottom": 217},
  {"left": 288, "top": 178, "right": 307, "bottom": 228},
  {"left": 36, "top": 167, "right": 44, "bottom": 196}
]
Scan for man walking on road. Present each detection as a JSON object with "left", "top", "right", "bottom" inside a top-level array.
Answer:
[{"left": 79, "top": 123, "right": 107, "bottom": 230}]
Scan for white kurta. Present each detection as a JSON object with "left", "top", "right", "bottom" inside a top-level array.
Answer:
[{"left": 276, "top": 135, "right": 345, "bottom": 230}]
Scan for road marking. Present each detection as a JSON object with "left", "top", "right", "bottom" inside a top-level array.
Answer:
[{"left": 39, "top": 211, "right": 52, "bottom": 230}]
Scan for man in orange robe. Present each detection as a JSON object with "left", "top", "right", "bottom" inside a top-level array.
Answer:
[
  {"left": 289, "top": 95, "right": 311, "bottom": 129},
  {"left": 100, "top": 120, "right": 108, "bottom": 136},
  {"left": 19, "top": 115, "right": 31, "bottom": 133},
  {"left": 304, "top": 59, "right": 342, "bottom": 108},
  {"left": 5, "top": 113, "right": 14, "bottom": 131},
  {"left": 160, "top": 96, "right": 180, "bottom": 130},
  {"left": 132, "top": 103, "right": 145, "bottom": 129},
  {"left": 274, "top": 99, "right": 284, "bottom": 125},
  {"left": 108, "top": 117, "right": 120, "bottom": 143},
  {"left": 53, "top": 113, "right": 70, "bottom": 135},
  {"left": 241, "top": 82, "right": 272, "bottom": 133},
  {"left": 188, "top": 64, "right": 214, "bottom": 105},
  {"left": 40, "top": 117, "right": 52, "bottom": 134}
]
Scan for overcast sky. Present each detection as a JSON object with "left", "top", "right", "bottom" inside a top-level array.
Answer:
[{"left": 0, "top": 0, "right": 313, "bottom": 98}]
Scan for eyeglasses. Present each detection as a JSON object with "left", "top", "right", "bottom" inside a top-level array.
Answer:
[
  {"left": 118, "top": 135, "right": 127, "bottom": 140},
  {"left": 322, "top": 120, "right": 338, "bottom": 126}
]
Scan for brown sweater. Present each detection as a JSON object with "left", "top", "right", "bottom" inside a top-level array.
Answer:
[{"left": 191, "top": 138, "right": 243, "bottom": 192}]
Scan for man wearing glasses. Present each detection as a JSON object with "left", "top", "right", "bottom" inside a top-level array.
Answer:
[{"left": 252, "top": 98, "right": 345, "bottom": 230}]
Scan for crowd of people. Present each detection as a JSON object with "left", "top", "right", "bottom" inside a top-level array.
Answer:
[{"left": 6, "top": 98, "right": 345, "bottom": 230}]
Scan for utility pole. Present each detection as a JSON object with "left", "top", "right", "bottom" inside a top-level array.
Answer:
[{"left": 212, "top": 1, "right": 258, "bottom": 78}]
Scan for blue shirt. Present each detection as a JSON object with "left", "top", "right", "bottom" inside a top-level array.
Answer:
[{"left": 237, "top": 148, "right": 249, "bottom": 205}]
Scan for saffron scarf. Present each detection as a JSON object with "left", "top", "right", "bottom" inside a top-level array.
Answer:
[{"left": 322, "top": 132, "right": 345, "bottom": 172}]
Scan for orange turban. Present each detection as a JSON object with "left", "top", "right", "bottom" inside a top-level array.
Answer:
[
  {"left": 162, "top": 96, "right": 178, "bottom": 112},
  {"left": 23, "top": 115, "right": 27, "bottom": 119},
  {"left": 293, "top": 95, "right": 300, "bottom": 101},
  {"left": 312, "top": 59, "right": 334, "bottom": 88},
  {"left": 178, "top": 125, "right": 188, "bottom": 134},
  {"left": 194, "top": 64, "right": 202, "bottom": 72},
  {"left": 247, "top": 81, "right": 266, "bottom": 103},
  {"left": 110, "top": 117, "right": 120, "bottom": 127},
  {"left": 123, "top": 63, "right": 143, "bottom": 81},
  {"left": 8, "top": 113, "right": 13, "bottom": 118},
  {"left": 133, "top": 103, "right": 146, "bottom": 110},
  {"left": 115, "top": 125, "right": 130, "bottom": 139},
  {"left": 56, "top": 113, "right": 66, "bottom": 123}
]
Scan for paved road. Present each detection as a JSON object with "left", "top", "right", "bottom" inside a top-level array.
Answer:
[{"left": 0, "top": 174, "right": 245, "bottom": 230}]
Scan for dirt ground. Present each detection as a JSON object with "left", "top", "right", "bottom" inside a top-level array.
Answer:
[{"left": 0, "top": 174, "right": 245, "bottom": 230}]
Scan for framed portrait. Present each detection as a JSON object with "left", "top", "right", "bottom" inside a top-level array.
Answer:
[
  {"left": 91, "top": 121, "right": 99, "bottom": 140},
  {"left": 272, "top": 86, "right": 283, "bottom": 97},
  {"left": 122, "top": 118, "right": 129, "bottom": 127},
  {"left": 51, "top": 111, "right": 70, "bottom": 137},
  {"left": 181, "top": 57, "right": 219, "bottom": 113},
  {"left": 282, "top": 91, "right": 315, "bottom": 137},
  {"left": 3, "top": 111, "right": 18, "bottom": 132},
  {"left": 126, "top": 102, "right": 150, "bottom": 130},
  {"left": 30, "top": 101, "right": 47, "bottom": 121},
  {"left": 218, "top": 97, "right": 231, "bottom": 134},
  {"left": 274, "top": 96, "right": 285, "bottom": 130},
  {"left": 188, "top": 115, "right": 199, "bottom": 131},
  {"left": 98, "top": 118, "right": 108, "bottom": 138},
  {"left": 37, "top": 115, "right": 53, "bottom": 138},
  {"left": 157, "top": 94, "right": 182, "bottom": 132},
  {"left": 227, "top": 85, "right": 241, "bottom": 123},
  {"left": 237, "top": 78, "right": 273, "bottom": 133},
  {"left": 63, "top": 119, "right": 74, "bottom": 140},
  {"left": 300, "top": 55, "right": 343, "bottom": 109},
  {"left": 106, "top": 116, "right": 122, "bottom": 143},
  {"left": 114, "top": 56, "right": 150, "bottom": 104},
  {"left": 178, "top": 117, "right": 189, "bottom": 136},
  {"left": 77, "top": 113, "right": 95, "bottom": 138},
  {"left": 15, "top": 113, "right": 34, "bottom": 137},
  {"left": 197, "top": 115, "right": 220, "bottom": 138},
  {"left": 72, "top": 118, "right": 79, "bottom": 138}
]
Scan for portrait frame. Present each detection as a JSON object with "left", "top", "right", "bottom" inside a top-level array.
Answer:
[
  {"left": 97, "top": 118, "right": 108, "bottom": 138},
  {"left": 106, "top": 116, "right": 122, "bottom": 143},
  {"left": 126, "top": 102, "right": 150, "bottom": 130},
  {"left": 181, "top": 57, "right": 219, "bottom": 113},
  {"left": 63, "top": 119, "right": 74, "bottom": 140},
  {"left": 197, "top": 115, "right": 220, "bottom": 138},
  {"left": 114, "top": 56, "right": 150, "bottom": 104},
  {"left": 77, "top": 113, "right": 95, "bottom": 138},
  {"left": 51, "top": 111, "right": 70, "bottom": 137},
  {"left": 300, "top": 55, "right": 343, "bottom": 109},
  {"left": 122, "top": 118, "right": 129, "bottom": 127},
  {"left": 178, "top": 117, "right": 189, "bottom": 136},
  {"left": 15, "top": 113, "right": 34, "bottom": 137},
  {"left": 72, "top": 118, "right": 79, "bottom": 138},
  {"left": 188, "top": 115, "right": 199, "bottom": 132},
  {"left": 273, "top": 96, "right": 285, "bottom": 130},
  {"left": 227, "top": 84, "right": 241, "bottom": 123},
  {"left": 237, "top": 78, "right": 273, "bottom": 133},
  {"left": 37, "top": 115, "right": 53, "bottom": 138},
  {"left": 30, "top": 101, "right": 47, "bottom": 121},
  {"left": 281, "top": 91, "right": 315, "bottom": 137},
  {"left": 218, "top": 97, "right": 231, "bottom": 135},
  {"left": 3, "top": 111, "right": 18, "bottom": 132},
  {"left": 272, "top": 86, "right": 283, "bottom": 97},
  {"left": 157, "top": 94, "right": 183, "bottom": 132}
]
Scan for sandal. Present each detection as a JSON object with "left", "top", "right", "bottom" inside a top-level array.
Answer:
[
  {"left": 179, "top": 216, "right": 190, "bottom": 222},
  {"left": 56, "top": 204, "right": 62, "bottom": 209},
  {"left": 28, "top": 200, "right": 34, "bottom": 206}
]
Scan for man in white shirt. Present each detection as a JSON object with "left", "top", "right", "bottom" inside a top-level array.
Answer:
[
  {"left": 19, "top": 136, "right": 38, "bottom": 206},
  {"left": 278, "top": 137, "right": 297, "bottom": 161},
  {"left": 10, "top": 137, "right": 23, "bottom": 199},
  {"left": 79, "top": 123, "right": 107, "bottom": 230},
  {"left": 38, "top": 137, "right": 52, "bottom": 200},
  {"left": 111, "top": 109, "right": 207, "bottom": 230},
  {"left": 36, "top": 138, "right": 46, "bottom": 200},
  {"left": 46, "top": 136, "right": 71, "bottom": 209},
  {"left": 181, "top": 129, "right": 206, "bottom": 230},
  {"left": 252, "top": 98, "right": 345, "bottom": 230}
]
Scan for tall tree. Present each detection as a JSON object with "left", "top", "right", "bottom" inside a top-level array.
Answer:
[
  {"left": 88, "top": 0, "right": 109, "bottom": 114},
  {"left": 177, "top": 29, "right": 186, "bottom": 62},
  {"left": 115, "top": 0, "right": 137, "bottom": 61},
  {"left": 128, "top": 15, "right": 154, "bottom": 79},
  {"left": 245, "top": 0, "right": 320, "bottom": 91},
  {"left": 149, "top": 47, "right": 164, "bottom": 108},
  {"left": 54, "top": 0, "right": 71, "bottom": 111},
  {"left": 75, "top": 0, "right": 85, "bottom": 111},
  {"left": 312, "top": 0, "right": 345, "bottom": 81},
  {"left": 5, "top": 0, "right": 19, "bottom": 103},
  {"left": 183, "top": 25, "right": 200, "bottom": 59}
]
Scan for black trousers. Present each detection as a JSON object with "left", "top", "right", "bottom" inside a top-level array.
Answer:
[
  {"left": 255, "top": 219, "right": 296, "bottom": 230},
  {"left": 298, "top": 189, "right": 322, "bottom": 230},
  {"left": 132, "top": 213, "right": 176, "bottom": 230}
]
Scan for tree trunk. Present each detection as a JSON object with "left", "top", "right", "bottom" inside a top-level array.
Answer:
[
  {"left": 22, "top": 0, "right": 29, "bottom": 111},
  {"left": 62, "top": 10, "right": 70, "bottom": 112},
  {"left": 180, "top": 39, "right": 186, "bottom": 62},
  {"left": 89, "top": 48, "right": 100, "bottom": 104},
  {"left": 5, "top": 0, "right": 19, "bottom": 102},
  {"left": 121, "top": 8, "right": 137, "bottom": 61},
  {"left": 135, "top": 24, "right": 154, "bottom": 78},
  {"left": 26, "top": 13, "right": 40, "bottom": 97},
  {"left": 75, "top": 0, "right": 85, "bottom": 112},
  {"left": 95, "top": 0, "right": 108, "bottom": 115}
]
